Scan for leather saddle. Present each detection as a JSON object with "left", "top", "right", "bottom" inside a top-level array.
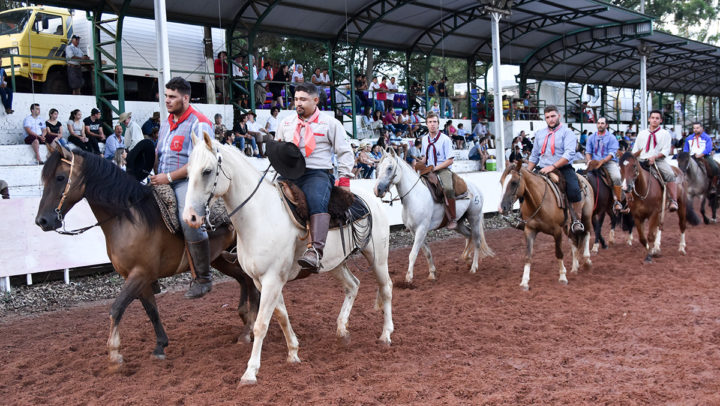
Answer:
[
  {"left": 151, "top": 184, "right": 231, "bottom": 234},
  {"left": 277, "top": 180, "right": 370, "bottom": 229},
  {"left": 639, "top": 161, "right": 666, "bottom": 185},
  {"left": 414, "top": 162, "right": 469, "bottom": 204}
]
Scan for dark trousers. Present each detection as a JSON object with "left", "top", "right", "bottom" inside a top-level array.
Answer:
[
  {"left": 68, "top": 135, "right": 94, "bottom": 153},
  {"left": 284, "top": 169, "right": 333, "bottom": 215},
  {"left": 126, "top": 139, "right": 155, "bottom": 181},
  {"left": 0, "top": 86, "right": 12, "bottom": 110},
  {"left": 541, "top": 164, "right": 582, "bottom": 203}
]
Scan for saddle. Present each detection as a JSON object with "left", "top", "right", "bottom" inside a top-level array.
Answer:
[
  {"left": 541, "top": 170, "right": 567, "bottom": 209},
  {"left": 414, "top": 162, "right": 469, "bottom": 204},
  {"left": 152, "top": 184, "right": 231, "bottom": 234},
  {"left": 276, "top": 181, "right": 370, "bottom": 230},
  {"left": 639, "top": 161, "right": 666, "bottom": 185}
]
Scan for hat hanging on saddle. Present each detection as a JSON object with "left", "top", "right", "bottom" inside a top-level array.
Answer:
[{"left": 266, "top": 140, "right": 306, "bottom": 179}]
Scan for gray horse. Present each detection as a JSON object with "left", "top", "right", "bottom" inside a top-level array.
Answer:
[{"left": 676, "top": 151, "right": 718, "bottom": 224}]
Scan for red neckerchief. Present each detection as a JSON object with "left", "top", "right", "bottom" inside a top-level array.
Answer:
[
  {"left": 645, "top": 127, "right": 660, "bottom": 152},
  {"left": 293, "top": 108, "right": 321, "bottom": 156},
  {"left": 541, "top": 124, "right": 561, "bottom": 155},
  {"left": 693, "top": 133, "right": 702, "bottom": 148},
  {"left": 168, "top": 106, "right": 196, "bottom": 132},
  {"left": 426, "top": 132, "right": 442, "bottom": 167},
  {"left": 596, "top": 130, "right": 605, "bottom": 156}
]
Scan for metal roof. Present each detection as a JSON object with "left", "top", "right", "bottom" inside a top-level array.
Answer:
[{"left": 39, "top": 0, "right": 720, "bottom": 96}]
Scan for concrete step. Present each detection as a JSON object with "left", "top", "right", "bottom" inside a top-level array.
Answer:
[
  {"left": 453, "top": 160, "right": 482, "bottom": 173},
  {"left": 0, "top": 164, "right": 43, "bottom": 187},
  {"left": 0, "top": 145, "right": 50, "bottom": 166}
]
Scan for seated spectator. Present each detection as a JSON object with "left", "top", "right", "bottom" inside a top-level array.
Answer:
[
  {"left": 370, "top": 110, "right": 384, "bottom": 136},
  {"left": 383, "top": 109, "right": 398, "bottom": 133},
  {"left": 246, "top": 112, "right": 265, "bottom": 157},
  {"left": 357, "top": 143, "right": 375, "bottom": 178},
  {"left": 371, "top": 144, "right": 383, "bottom": 162},
  {"left": 407, "top": 139, "right": 422, "bottom": 166},
  {"left": 430, "top": 101, "right": 440, "bottom": 115},
  {"left": 142, "top": 112, "right": 161, "bottom": 137},
  {"left": 397, "top": 108, "right": 410, "bottom": 135},
  {"left": 84, "top": 108, "right": 105, "bottom": 154},
  {"left": 262, "top": 106, "right": 280, "bottom": 139},
  {"left": 232, "top": 113, "right": 258, "bottom": 156},
  {"left": 220, "top": 130, "right": 235, "bottom": 145},
  {"left": 104, "top": 125, "right": 125, "bottom": 160},
  {"left": 0, "top": 67, "right": 13, "bottom": 114},
  {"left": 213, "top": 113, "right": 227, "bottom": 142},
  {"left": 119, "top": 111, "right": 143, "bottom": 152},
  {"left": 311, "top": 67, "right": 330, "bottom": 109},
  {"left": 126, "top": 138, "right": 156, "bottom": 182},
  {"left": 389, "top": 131, "right": 403, "bottom": 145},
  {"left": 45, "top": 108, "right": 65, "bottom": 147},
  {"left": 409, "top": 109, "right": 422, "bottom": 137},
  {"left": 289, "top": 64, "right": 305, "bottom": 109},
  {"left": 23, "top": 103, "right": 47, "bottom": 164},
  {"left": 67, "top": 109, "right": 92, "bottom": 152},
  {"left": 113, "top": 147, "right": 127, "bottom": 171},
  {"left": 0, "top": 179, "right": 9, "bottom": 199},
  {"left": 456, "top": 123, "right": 467, "bottom": 147},
  {"left": 468, "top": 141, "right": 482, "bottom": 161}
]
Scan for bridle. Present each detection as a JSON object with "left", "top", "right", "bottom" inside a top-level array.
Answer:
[
  {"left": 501, "top": 170, "right": 547, "bottom": 228},
  {"left": 623, "top": 160, "right": 649, "bottom": 201},
  {"left": 380, "top": 155, "right": 422, "bottom": 206}
]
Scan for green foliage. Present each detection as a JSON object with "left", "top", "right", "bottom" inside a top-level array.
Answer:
[
  {"left": 0, "top": 1, "right": 22, "bottom": 12},
  {"left": 611, "top": 0, "right": 718, "bottom": 43}
]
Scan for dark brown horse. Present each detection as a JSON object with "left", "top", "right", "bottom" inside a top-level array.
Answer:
[
  {"left": 499, "top": 160, "right": 594, "bottom": 290},
  {"left": 584, "top": 160, "right": 635, "bottom": 252},
  {"left": 618, "top": 152, "right": 699, "bottom": 262},
  {"left": 34, "top": 144, "right": 259, "bottom": 365}
]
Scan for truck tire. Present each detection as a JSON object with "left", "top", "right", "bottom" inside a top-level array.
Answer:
[{"left": 44, "top": 70, "right": 70, "bottom": 94}]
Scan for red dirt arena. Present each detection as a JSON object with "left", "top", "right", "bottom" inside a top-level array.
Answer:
[{"left": 2, "top": 218, "right": 720, "bottom": 405}]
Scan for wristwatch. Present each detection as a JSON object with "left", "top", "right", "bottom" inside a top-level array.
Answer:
[{"left": 166, "top": 172, "right": 173, "bottom": 183}]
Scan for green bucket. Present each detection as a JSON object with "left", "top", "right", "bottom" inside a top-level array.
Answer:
[{"left": 486, "top": 159, "right": 496, "bottom": 171}]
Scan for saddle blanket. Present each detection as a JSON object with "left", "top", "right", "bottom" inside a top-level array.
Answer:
[{"left": 152, "top": 184, "right": 230, "bottom": 234}]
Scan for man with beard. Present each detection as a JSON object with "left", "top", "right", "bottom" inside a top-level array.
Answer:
[
  {"left": 585, "top": 117, "right": 623, "bottom": 210},
  {"left": 683, "top": 121, "right": 719, "bottom": 195}
]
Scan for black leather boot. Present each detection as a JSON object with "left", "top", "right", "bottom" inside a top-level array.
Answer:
[
  {"left": 185, "top": 239, "right": 213, "bottom": 298},
  {"left": 298, "top": 213, "right": 331, "bottom": 273}
]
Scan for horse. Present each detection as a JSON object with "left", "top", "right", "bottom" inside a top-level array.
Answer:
[
  {"left": 34, "top": 144, "right": 259, "bottom": 365},
  {"left": 181, "top": 132, "right": 394, "bottom": 385},
  {"left": 498, "top": 161, "right": 593, "bottom": 290},
  {"left": 676, "top": 151, "right": 718, "bottom": 224},
  {"left": 618, "top": 152, "right": 699, "bottom": 262},
  {"left": 584, "top": 160, "right": 635, "bottom": 253},
  {"left": 373, "top": 148, "right": 494, "bottom": 283}
]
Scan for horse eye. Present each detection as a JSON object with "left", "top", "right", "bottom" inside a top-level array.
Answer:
[
  {"left": 56, "top": 175, "right": 65, "bottom": 182},
  {"left": 202, "top": 169, "right": 212, "bottom": 176}
]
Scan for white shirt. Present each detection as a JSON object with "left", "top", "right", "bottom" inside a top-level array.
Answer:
[
  {"left": 473, "top": 122, "right": 487, "bottom": 137},
  {"left": 23, "top": 115, "right": 45, "bottom": 136},
  {"left": 387, "top": 81, "right": 398, "bottom": 99},
  {"left": 247, "top": 120, "right": 261, "bottom": 134},
  {"left": 368, "top": 81, "right": 380, "bottom": 96},
  {"left": 632, "top": 127, "right": 672, "bottom": 160},
  {"left": 124, "top": 120, "right": 144, "bottom": 152},
  {"left": 65, "top": 43, "right": 84, "bottom": 66},
  {"left": 312, "top": 72, "right": 330, "bottom": 89},
  {"left": 421, "top": 132, "right": 453, "bottom": 169},
  {"left": 265, "top": 115, "right": 279, "bottom": 133},
  {"left": 291, "top": 71, "right": 304, "bottom": 83}
]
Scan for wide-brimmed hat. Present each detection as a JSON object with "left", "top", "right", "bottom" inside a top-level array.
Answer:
[
  {"left": 266, "top": 141, "right": 306, "bottom": 179},
  {"left": 118, "top": 112, "right": 132, "bottom": 122}
]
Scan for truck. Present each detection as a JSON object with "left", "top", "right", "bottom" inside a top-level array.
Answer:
[{"left": 0, "top": 6, "right": 226, "bottom": 100}]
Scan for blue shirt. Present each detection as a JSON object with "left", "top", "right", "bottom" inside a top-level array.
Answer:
[
  {"left": 683, "top": 132, "right": 713, "bottom": 156},
  {"left": 529, "top": 125, "right": 577, "bottom": 168},
  {"left": 104, "top": 134, "right": 125, "bottom": 159},
  {"left": 586, "top": 131, "right": 619, "bottom": 162},
  {"left": 156, "top": 106, "right": 212, "bottom": 175}
]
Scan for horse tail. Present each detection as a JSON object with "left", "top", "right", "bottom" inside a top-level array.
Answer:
[
  {"left": 476, "top": 217, "right": 495, "bottom": 258},
  {"left": 620, "top": 211, "right": 635, "bottom": 233},
  {"left": 685, "top": 199, "right": 702, "bottom": 226}
]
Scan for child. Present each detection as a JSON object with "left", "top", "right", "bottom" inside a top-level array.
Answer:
[
  {"left": 113, "top": 147, "right": 127, "bottom": 171},
  {"left": 430, "top": 102, "right": 440, "bottom": 115}
]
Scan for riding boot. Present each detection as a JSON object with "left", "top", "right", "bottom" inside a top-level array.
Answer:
[
  {"left": 667, "top": 182, "right": 679, "bottom": 212},
  {"left": 445, "top": 198, "right": 458, "bottom": 230},
  {"left": 298, "top": 213, "right": 331, "bottom": 273},
  {"left": 185, "top": 239, "right": 213, "bottom": 299},
  {"left": 612, "top": 185, "right": 624, "bottom": 211},
  {"left": 570, "top": 201, "right": 585, "bottom": 233}
]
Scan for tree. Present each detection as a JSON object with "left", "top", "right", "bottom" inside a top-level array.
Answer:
[{"left": 611, "top": 0, "right": 719, "bottom": 43}]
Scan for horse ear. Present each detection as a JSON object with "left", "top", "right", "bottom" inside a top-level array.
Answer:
[
  {"left": 46, "top": 140, "right": 57, "bottom": 154},
  {"left": 59, "top": 143, "right": 72, "bottom": 160},
  {"left": 386, "top": 147, "right": 396, "bottom": 157},
  {"left": 202, "top": 131, "right": 213, "bottom": 150}
]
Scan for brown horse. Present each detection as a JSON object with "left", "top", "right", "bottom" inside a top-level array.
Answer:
[
  {"left": 34, "top": 144, "right": 259, "bottom": 364},
  {"left": 585, "top": 160, "right": 635, "bottom": 252},
  {"left": 618, "top": 151, "right": 699, "bottom": 262},
  {"left": 499, "top": 160, "right": 594, "bottom": 290}
]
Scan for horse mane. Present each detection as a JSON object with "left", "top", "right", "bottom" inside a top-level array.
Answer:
[
  {"left": 48, "top": 149, "right": 160, "bottom": 227},
  {"left": 620, "top": 151, "right": 635, "bottom": 163}
]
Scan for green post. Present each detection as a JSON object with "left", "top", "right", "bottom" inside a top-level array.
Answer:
[
  {"left": 349, "top": 48, "right": 357, "bottom": 139},
  {"left": 483, "top": 67, "right": 488, "bottom": 119},
  {"left": 466, "top": 57, "right": 472, "bottom": 122},
  {"left": 424, "top": 55, "right": 430, "bottom": 116},
  {"left": 405, "top": 51, "right": 411, "bottom": 112},
  {"left": 616, "top": 88, "right": 621, "bottom": 133},
  {"left": 248, "top": 34, "right": 255, "bottom": 114},
  {"left": 327, "top": 41, "right": 335, "bottom": 115}
]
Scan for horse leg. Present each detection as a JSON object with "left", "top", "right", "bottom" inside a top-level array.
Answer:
[
  {"left": 241, "top": 276, "right": 284, "bottom": 385},
  {"left": 420, "top": 243, "right": 437, "bottom": 280},
  {"left": 648, "top": 213, "right": 661, "bottom": 257},
  {"left": 406, "top": 227, "right": 429, "bottom": 283},
  {"left": 107, "top": 276, "right": 144, "bottom": 365},
  {"left": 362, "top": 242, "right": 394, "bottom": 345},
  {"left": 608, "top": 211, "right": 617, "bottom": 245},
  {"left": 520, "top": 228, "right": 537, "bottom": 290},
  {"left": 555, "top": 231, "right": 569, "bottom": 284},
  {"left": 330, "top": 264, "right": 360, "bottom": 343},
  {"left": 591, "top": 213, "right": 602, "bottom": 254},
  {"left": 212, "top": 256, "right": 259, "bottom": 343},
  {"left": 700, "top": 196, "right": 710, "bottom": 225},
  {"left": 455, "top": 221, "right": 473, "bottom": 264},
  {"left": 678, "top": 193, "right": 688, "bottom": 255},
  {"left": 469, "top": 213, "right": 494, "bottom": 274},
  {"left": 138, "top": 287, "right": 169, "bottom": 360},
  {"left": 271, "top": 293, "right": 300, "bottom": 364},
  {"left": 583, "top": 231, "right": 592, "bottom": 267}
]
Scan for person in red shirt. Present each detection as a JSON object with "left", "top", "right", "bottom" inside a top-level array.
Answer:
[
  {"left": 214, "top": 51, "right": 229, "bottom": 103},
  {"left": 378, "top": 77, "right": 392, "bottom": 112}
]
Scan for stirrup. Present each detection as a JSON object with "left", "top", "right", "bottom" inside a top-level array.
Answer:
[
  {"left": 298, "top": 247, "right": 322, "bottom": 272},
  {"left": 571, "top": 220, "right": 585, "bottom": 233},
  {"left": 185, "top": 278, "right": 212, "bottom": 299},
  {"left": 668, "top": 200, "right": 679, "bottom": 212}
]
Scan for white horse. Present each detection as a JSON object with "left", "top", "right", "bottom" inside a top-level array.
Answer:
[
  {"left": 373, "top": 148, "right": 494, "bottom": 283},
  {"left": 182, "top": 132, "right": 393, "bottom": 385}
]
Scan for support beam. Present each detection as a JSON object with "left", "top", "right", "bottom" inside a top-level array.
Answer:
[
  {"left": 491, "top": 11, "right": 506, "bottom": 173},
  {"left": 154, "top": 0, "right": 172, "bottom": 118},
  {"left": 638, "top": 42, "right": 651, "bottom": 131}
]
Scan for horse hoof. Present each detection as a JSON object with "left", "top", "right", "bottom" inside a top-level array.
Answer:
[
  {"left": 377, "top": 337, "right": 392, "bottom": 347},
  {"left": 337, "top": 334, "right": 351, "bottom": 347},
  {"left": 644, "top": 256, "right": 653, "bottom": 263},
  {"left": 239, "top": 378, "right": 257, "bottom": 386},
  {"left": 109, "top": 353, "right": 124, "bottom": 364},
  {"left": 152, "top": 353, "right": 166, "bottom": 361},
  {"left": 520, "top": 285, "right": 530, "bottom": 291},
  {"left": 427, "top": 273, "right": 436, "bottom": 281},
  {"left": 287, "top": 354, "right": 301, "bottom": 364},
  {"left": 559, "top": 279, "right": 568, "bottom": 285},
  {"left": 679, "top": 248, "right": 687, "bottom": 256}
]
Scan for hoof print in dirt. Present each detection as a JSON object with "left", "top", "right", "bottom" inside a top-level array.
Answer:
[{"left": 395, "top": 281, "right": 416, "bottom": 290}]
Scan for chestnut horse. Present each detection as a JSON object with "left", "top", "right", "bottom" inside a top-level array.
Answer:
[
  {"left": 499, "top": 161, "right": 593, "bottom": 290},
  {"left": 34, "top": 144, "right": 259, "bottom": 365},
  {"left": 618, "top": 152, "right": 699, "bottom": 262},
  {"left": 584, "top": 160, "right": 635, "bottom": 252}
]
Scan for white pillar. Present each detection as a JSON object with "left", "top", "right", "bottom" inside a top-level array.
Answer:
[
  {"left": 640, "top": 53, "right": 647, "bottom": 131},
  {"left": 154, "top": 0, "right": 172, "bottom": 118},
  {"left": 491, "top": 12, "right": 506, "bottom": 173}
]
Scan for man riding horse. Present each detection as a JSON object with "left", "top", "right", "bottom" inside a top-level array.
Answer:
[
  {"left": 419, "top": 111, "right": 458, "bottom": 229},
  {"left": 683, "top": 122, "right": 719, "bottom": 196},
  {"left": 585, "top": 117, "right": 623, "bottom": 211},
  {"left": 632, "top": 110, "right": 679, "bottom": 212},
  {"left": 275, "top": 82, "right": 354, "bottom": 272},
  {"left": 527, "top": 105, "right": 585, "bottom": 234}
]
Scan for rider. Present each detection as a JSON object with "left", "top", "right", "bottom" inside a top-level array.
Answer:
[
  {"left": 632, "top": 110, "right": 679, "bottom": 212},
  {"left": 683, "top": 122, "right": 719, "bottom": 196},
  {"left": 585, "top": 117, "right": 623, "bottom": 211},
  {"left": 527, "top": 105, "right": 584, "bottom": 234},
  {"left": 276, "top": 82, "right": 354, "bottom": 272},
  {"left": 151, "top": 77, "right": 214, "bottom": 298},
  {"left": 420, "top": 111, "right": 457, "bottom": 229}
]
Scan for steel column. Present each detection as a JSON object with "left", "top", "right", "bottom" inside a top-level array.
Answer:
[
  {"left": 491, "top": 11, "right": 505, "bottom": 172},
  {"left": 154, "top": 0, "right": 172, "bottom": 118},
  {"left": 640, "top": 53, "right": 648, "bottom": 130}
]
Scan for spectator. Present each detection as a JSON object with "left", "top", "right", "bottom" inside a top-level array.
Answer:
[
  {"left": 104, "top": 124, "right": 125, "bottom": 160},
  {"left": 388, "top": 77, "right": 399, "bottom": 109},
  {"left": 0, "top": 179, "right": 9, "bottom": 199},
  {"left": 397, "top": 108, "right": 410, "bottom": 135},
  {"left": 383, "top": 109, "right": 398, "bottom": 133},
  {"left": 213, "top": 113, "right": 227, "bottom": 142},
  {"left": 262, "top": 106, "right": 280, "bottom": 139},
  {"left": 428, "top": 80, "right": 437, "bottom": 103},
  {"left": 231, "top": 55, "right": 244, "bottom": 78},
  {"left": 409, "top": 109, "right": 422, "bottom": 138},
  {"left": 431, "top": 101, "right": 440, "bottom": 115},
  {"left": 220, "top": 130, "right": 235, "bottom": 146},
  {"left": 0, "top": 67, "right": 13, "bottom": 114},
  {"left": 232, "top": 113, "right": 258, "bottom": 155},
  {"left": 246, "top": 112, "right": 266, "bottom": 157},
  {"left": 468, "top": 140, "right": 482, "bottom": 161},
  {"left": 119, "top": 111, "right": 143, "bottom": 152},
  {"left": 214, "top": 51, "right": 229, "bottom": 103},
  {"left": 371, "top": 144, "right": 383, "bottom": 162},
  {"left": 378, "top": 77, "right": 391, "bottom": 112},
  {"left": 361, "top": 107, "right": 378, "bottom": 136},
  {"left": 457, "top": 123, "right": 467, "bottom": 145},
  {"left": 270, "top": 64, "right": 289, "bottom": 109},
  {"left": 113, "top": 147, "right": 127, "bottom": 171},
  {"left": 23, "top": 103, "right": 47, "bottom": 164},
  {"left": 142, "top": 112, "right": 161, "bottom": 137},
  {"left": 367, "top": 76, "right": 383, "bottom": 112},
  {"left": 409, "top": 81, "right": 421, "bottom": 113},
  {"left": 45, "top": 108, "right": 65, "bottom": 147},
  {"left": 438, "top": 76, "right": 451, "bottom": 118},
  {"left": 407, "top": 139, "right": 423, "bottom": 166},
  {"left": 377, "top": 129, "right": 390, "bottom": 149},
  {"left": 579, "top": 129, "right": 588, "bottom": 147},
  {"left": 66, "top": 35, "right": 89, "bottom": 95},
  {"left": 67, "top": 109, "right": 92, "bottom": 152},
  {"left": 389, "top": 130, "right": 403, "bottom": 146},
  {"left": 502, "top": 95, "right": 510, "bottom": 121},
  {"left": 354, "top": 74, "right": 370, "bottom": 113},
  {"left": 311, "top": 67, "right": 331, "bottom": 109},
  {"left": 83, "top": 108, "right": 105, "bottom": 154},
  {"left": 289, "top": 64, "right": 304, "bottom": 108},
  {"left": 519, "top": 130, "right": 533, "bottom": 151},
  {"left": 357, "top": 143, "right": 375, "bottom": 178}
]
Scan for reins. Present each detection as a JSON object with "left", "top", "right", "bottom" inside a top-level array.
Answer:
[
  {"left": 381, "top": 157, "right": 423, "bottom": 206},
  {"left": 502, "top": 170, "right": 547, "bottom": 228}
]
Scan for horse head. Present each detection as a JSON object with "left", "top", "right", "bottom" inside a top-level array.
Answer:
[
  {"left": 35, "top": 142, "right": 85, "bottom": 231},
  {"left": 184, "top": 129, "right": 229, "bottom": 229},
  {"left": 586, "top": 159, "right": 603, "bottom": 172},
  {"left": 676, "top": 151, "right": 690, "bottom": 174},
  {"left": 374, "top": 147, "right": 399, "bottom": 198},
  {"left": 619, "top": 151, "right": 640, "bottom": 194},
  {"left": 499, "top": 160, "right": 524, "bottom": 214}
]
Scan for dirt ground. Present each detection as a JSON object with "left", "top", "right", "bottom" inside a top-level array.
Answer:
[{"left": 2, "top": 218, "right": 720, "bottom": 405}]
